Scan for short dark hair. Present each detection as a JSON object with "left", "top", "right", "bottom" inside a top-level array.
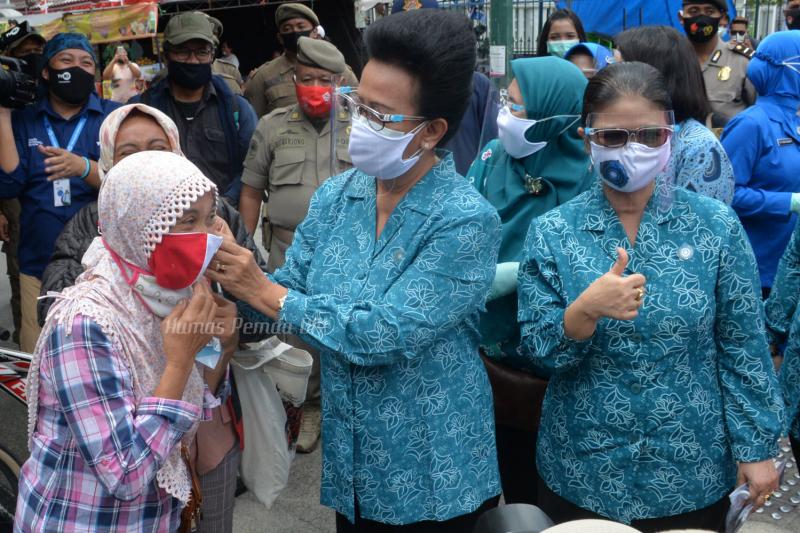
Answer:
[
  {"left": 536, "top": 9, "right": 587, "bottom": 57},
  {"left": 583, "top": 62, "right": 672, "bottom": 124},
  {"left": 731, "top": 17, "right": 749, "bottom": 26},
  {"left": 364, "top": 9, "right": 476, "bottom": 146},
  {"left": 614, "top": 26, "right": 710, "bottom": 124}
]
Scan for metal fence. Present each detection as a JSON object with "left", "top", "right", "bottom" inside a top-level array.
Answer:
[{"left": 439, "top": 0, "right": 557, "bottom": 58}]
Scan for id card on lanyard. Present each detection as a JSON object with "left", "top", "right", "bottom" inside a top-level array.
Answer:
[{"left": 43, "top": 115, "right": 87, "bottom": 207}]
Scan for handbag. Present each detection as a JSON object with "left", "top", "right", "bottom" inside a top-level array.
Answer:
[
  {"left": 480, "top": 352, "right": 549, "bottom": 432},
  {"left": 231, "top": 336, "right": 313, "bottom": 508},
  {"left": 178, "top": 443, "right": 203, "bottom": 533}
]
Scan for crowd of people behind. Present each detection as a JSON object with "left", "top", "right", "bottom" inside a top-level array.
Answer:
[{"left": 2, "top": 0, "right": 800, "bottom": 532}]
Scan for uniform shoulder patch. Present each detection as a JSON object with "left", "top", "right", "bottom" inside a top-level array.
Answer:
[
  {"left": 710, "top": 50, "right": 722, "bottom": 63},
  {"left": 731, "top": 44, "right": 755, "bottom": 60}
]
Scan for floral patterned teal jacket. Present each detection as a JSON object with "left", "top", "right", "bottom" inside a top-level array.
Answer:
[
  {"left": 517, "top": 180, "right": 783, "bottom": 523},
  {"left": 240, "top": 154, "right": 502, "bottom": 524},
  {"left": 765, "top": 222, "right": 800, "bottom": 440}
]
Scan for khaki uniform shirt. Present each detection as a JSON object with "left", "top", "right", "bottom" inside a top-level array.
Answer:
[
  {"left": 241, "top": 104, "right": 352, "bottom": 271},
  {"left": 244, "top": 53, "right": 359, "bottom": 118},
  {"left": 212, "top": 59, "right": 243, "bottom": 96},
  {"left": 702, "top": 39, "right": 757, "bottom": 128}
]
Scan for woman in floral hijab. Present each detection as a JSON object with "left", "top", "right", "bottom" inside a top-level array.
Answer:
[{"left": 16, "top": 151, "right": 238, "bottom": 532}]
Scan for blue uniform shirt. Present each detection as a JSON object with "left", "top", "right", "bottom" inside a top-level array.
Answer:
[
  {"left": 518, "top": 181, "right": 783, "bottom": 523},
  {"left": 0, "top": 93, "right": 119, "bottom": 279},
  {"left": 722, "top": 97, "right": 800, "bottom": 289},
  {"left": 240, "top": 154, "right": 502, "bottom": 525}
]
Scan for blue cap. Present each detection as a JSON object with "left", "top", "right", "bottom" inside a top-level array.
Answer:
[
  {"left": 564, "top": 42, "right": 614, "bottom": 71},
  {"left": 43, "top": 32, "right": 96, "bottom": 65}
]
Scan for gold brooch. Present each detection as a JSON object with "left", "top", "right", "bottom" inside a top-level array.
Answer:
[{"left": 525, "top": 175, "right": 544, "bottom": 195}]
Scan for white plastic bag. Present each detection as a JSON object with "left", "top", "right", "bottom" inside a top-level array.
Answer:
[{"left": 231, "top": 336, "right": 313, "bottom": 508}]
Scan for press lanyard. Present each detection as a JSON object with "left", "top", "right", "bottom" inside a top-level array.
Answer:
[
  {"left": 43, "top": 115, "right": 87, "bottom": 152},
  {"left": 44, "top": 115, "right": 87, "bottom": 207}
]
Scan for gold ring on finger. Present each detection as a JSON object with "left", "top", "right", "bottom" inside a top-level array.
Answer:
[
  {"left": 635, "top": 287, "right": 645, "bottom": 302},
  {"left": 764, "top": 494, "right": 771, "bottom": 501}
]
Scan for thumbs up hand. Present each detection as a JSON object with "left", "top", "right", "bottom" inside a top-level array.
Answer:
[{"left": 577, "top": 247, "right": 647, "bottom": 322}]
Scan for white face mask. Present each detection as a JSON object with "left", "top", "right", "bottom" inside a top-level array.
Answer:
[
  {"left": 497, "top": 106, "right": 581, "bottom": 160},
  {"left": 348, "top": 114, "right": 428, "bottom": 180},
  {"left": 497, "top": 106, "right": 547, "bottom": 159},
  {"left": 590, "top": 139, "right": 671, "bottom": 193}
]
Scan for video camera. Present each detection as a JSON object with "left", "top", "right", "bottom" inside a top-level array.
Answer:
[
  {"left": 0, "top": 56, "right": 36, "bottom": 108},
  {"left": 0, "top": 22, "right": 39, "bottom": 108}
]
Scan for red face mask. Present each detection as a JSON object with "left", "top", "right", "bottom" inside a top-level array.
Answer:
[
  {"left": 296, "top": 84, "right": 333, "bottom": 119},
  {"left": 147, "top": 232, "right": 223, "bottom": 290}
]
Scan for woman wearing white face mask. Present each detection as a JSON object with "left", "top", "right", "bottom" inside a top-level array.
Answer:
[
  {"left": 466, "top": 56, "right": 594, "bottom": 507},
  {"left": 516, "top": 61, "right": 783, "bottom": 530},
  {"left": 204, "top": 9, "right": 503, "bottom": 532}
]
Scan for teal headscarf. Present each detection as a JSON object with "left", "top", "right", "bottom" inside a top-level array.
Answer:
[{"left": 467, "top": 56, "right": 594, "bottom": 358}]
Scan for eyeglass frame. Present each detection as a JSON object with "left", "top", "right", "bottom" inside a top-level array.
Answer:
[
  {"left": 166, "top": 43, "right": 215, "bottom": 63},
  {"left": 293, "top": 73, "right": 340, "bottom": 88},
  {"left": 338, "top": 90, "right": 427, "bottom": 132},
  {"left": 499, "top": 88, "right": 525, "bottom": 113},
  {"left": 583, "top": 125, "right": 676, "bottom": 148}
]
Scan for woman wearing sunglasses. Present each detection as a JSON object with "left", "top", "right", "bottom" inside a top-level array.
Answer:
[
  {"left": 615, "top": 25, "right": 735, "bottom": 205},
  {"left": 465, "top": 56, "right": 593, "bottom": 507},
  {"left": 205, "top": 9, "right": 502, "bottom": 532},
  {"left": 517, "top": 62, "right": 782, "bottom": 530}
]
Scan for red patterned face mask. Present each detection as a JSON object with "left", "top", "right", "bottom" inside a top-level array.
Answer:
[
  {"left": 148, "top": 232, "right": 223, "bottom": 290},
  {"left": 296, "top": 84, "right": 333, "bottom": 119}
]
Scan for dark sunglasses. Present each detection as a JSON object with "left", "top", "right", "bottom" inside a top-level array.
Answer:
[{"left": 584, "top": 126, "right": 674, "bottom": 149}]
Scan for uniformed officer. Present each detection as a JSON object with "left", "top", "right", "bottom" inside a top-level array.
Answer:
[
  {"left": 679, "top": 1, "right": 756, "bottom": 128},
  {"left": 239, "top": 37, "right": 352, "bottom": 453},
  {"left": 244, "top": 3, "right": 358, "bottom": 118}
]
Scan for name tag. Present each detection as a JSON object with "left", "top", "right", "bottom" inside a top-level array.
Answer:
[
  {"left": 778, "top": 138, "right": 795, "bottom": 146},
  {"left": 53, "top": 179, "right": 71, "bottom": 207}
]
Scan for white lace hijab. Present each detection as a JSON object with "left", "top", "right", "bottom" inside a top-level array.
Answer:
[{"left": 27, "top": 151, "right": 217, "bottom": 504}]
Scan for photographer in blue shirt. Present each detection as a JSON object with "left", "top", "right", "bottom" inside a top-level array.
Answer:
[{"left": 0, "top": 33, "right": 119, "bottom": 352}]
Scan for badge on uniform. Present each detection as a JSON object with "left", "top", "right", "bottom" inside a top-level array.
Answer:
[
  {"left": 717, "top": 66, "right": 732, "bottom": 81},
  {"left": 53, "top": 178, "right": 71, "bottom": 207}
]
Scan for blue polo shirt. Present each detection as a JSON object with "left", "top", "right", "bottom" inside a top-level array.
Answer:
[{"left": 0, "top": 93, "right": 119, "bottom": 279}]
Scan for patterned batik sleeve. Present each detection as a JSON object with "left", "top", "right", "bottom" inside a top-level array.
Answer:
[
  {"left": 714, "top": 216, "right": 784, "bottom": 462},
  {"left": 765, "top": 223, "right": 800, "bottom": 346},
  {"left": 232, "top": 184, "right": 329, "bottom": 329},
  {"left": 517, "top": 218, "right": 592, "bottom": 373},
  {"left": 44, "top": 316, "right": 201, "bottom": 501},
  {"left": 279, "top": 209, "right": 501, "bottom": 366}
]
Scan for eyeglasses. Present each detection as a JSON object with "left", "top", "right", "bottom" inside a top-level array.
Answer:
[
  {"left": 499, "top": 89, "right": 525, "bottom": 113},
  {"left": 293, "top": 74, "right": 334, "bottom": 87},
  {"left": 168, "top": 46, "right": 214, "bottom": 63},
  {"left": 338, "top": 90, "right": 426, "bottom": 132},
  {"left": 584, "top": 126, "right": 674, "bottom": 148}
]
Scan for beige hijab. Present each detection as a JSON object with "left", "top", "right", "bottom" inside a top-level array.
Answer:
[{"left": 98, "top": 103, "right": 184, "bottom": 178}]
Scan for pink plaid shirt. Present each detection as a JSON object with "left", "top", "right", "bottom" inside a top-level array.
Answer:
[{"left": 15, "top": 316, "right": 217, "bottom": 532}]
